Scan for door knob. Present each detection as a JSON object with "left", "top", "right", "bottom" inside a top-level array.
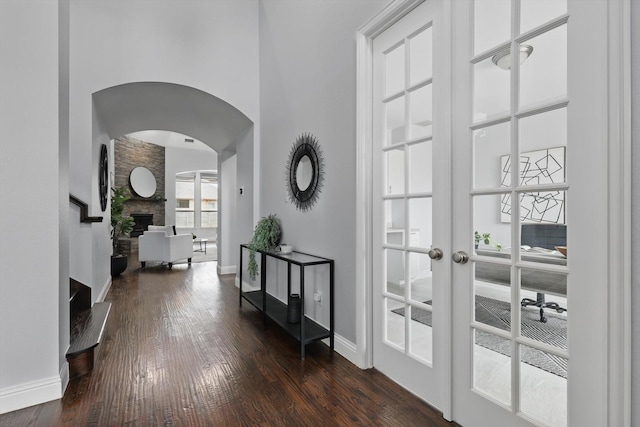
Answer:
[
  {"left": 428, "top": 248, "right": 444, "bottom": 260},
  {"left": 452, "top": 251, "right": 469, "bottom": 264}
]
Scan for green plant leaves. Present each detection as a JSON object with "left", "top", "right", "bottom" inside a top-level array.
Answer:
[{"left": 248, "top": 214, "right": 282, "bottom": 280}]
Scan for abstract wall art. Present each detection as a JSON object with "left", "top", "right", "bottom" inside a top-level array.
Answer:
[{"left": 500, "top": 147, "right": 565, "bottom": 224}]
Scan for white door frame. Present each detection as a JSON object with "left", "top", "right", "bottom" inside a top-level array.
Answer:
[{"left": 355, "top": 0, "right": 631, "bottom": 425}]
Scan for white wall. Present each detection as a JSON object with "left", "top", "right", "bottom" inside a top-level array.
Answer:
[
  {"left": 630, "top": 0, "right": 639, "bottom": 424},
  {"left": 58, "top": 0, "right": 71, "bottom": 385},
  {"left": 258, "top": 0, "right": 388, "bottom": 342},
  {"left": 0, "top": 0, "right": 63, "bottom": 413},
  {"left": 234, "top": 127, "right": 255, "bottom": 271},
  {"left": 220, "top": 151, "right": 238, "bottom": 274}
]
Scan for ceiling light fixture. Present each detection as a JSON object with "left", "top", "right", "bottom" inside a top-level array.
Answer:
[{"left": 491, "top": 45, "right": 534, "bottom": 70}]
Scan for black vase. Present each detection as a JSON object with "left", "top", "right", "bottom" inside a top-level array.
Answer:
[
  {"left": 287, "top": 294, "right": 301, "bottom": 323},
  {"left": 111, "top": 255, "right": 128, "bottom": 277}
]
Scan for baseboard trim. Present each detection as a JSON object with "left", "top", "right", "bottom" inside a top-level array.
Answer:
[
  {"left": 0, "top": 375, "right": 62, "bottom": 415},
  {"left": 217, "top": 264, "right": 236, "bottom": 275},
  {"left": 59, "top": 360, "right": 69, "bottom": 397},
  {"left": 95, "top": 276, "right": 112, "bottom": 303},
  {"left": 322, "top": 334, "right": 359, "bottom": 367}
]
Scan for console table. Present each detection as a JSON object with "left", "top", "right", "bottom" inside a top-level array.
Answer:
[{"left": 239, "top": 244, "right": 334, "bottom": 359}]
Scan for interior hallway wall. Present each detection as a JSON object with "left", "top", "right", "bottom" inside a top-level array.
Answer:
[
  {"left": 630, "top": 0, "right": 639, "bottom": 424},
  {"left": 0, "top": 0, "right": 63, "bottom": 413},
  {"left": 258, "top": 0, "right": 388, "bottom": 345}
]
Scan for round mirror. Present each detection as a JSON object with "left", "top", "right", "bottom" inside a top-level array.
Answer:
[
  {"left": 130, "top": 166, "right": 157, "bottom": 198},
  {"left": 286, "top": 133, "right": 324, "bottom": 212},
  {"left": 295, "top": 155, "right": 313, "bottom": 191}
]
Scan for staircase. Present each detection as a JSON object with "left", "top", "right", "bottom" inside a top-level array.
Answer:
[{"left": 67, "top": 279, "right": 111, "bottom": 379}]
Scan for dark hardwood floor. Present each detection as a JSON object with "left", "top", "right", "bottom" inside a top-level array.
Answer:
[{"left": 0, "top": 259, "right": 458, "bottom": 426}]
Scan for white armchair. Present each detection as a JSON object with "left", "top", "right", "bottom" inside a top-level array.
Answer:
[{"left": 138, "top": 225, "right": 193, "bottom": 269}]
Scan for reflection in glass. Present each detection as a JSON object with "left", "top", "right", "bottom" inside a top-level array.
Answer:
[
  {"left": 520, "top": 26, "right": 567, "bottom": 108},
  {"left": 518, "top": 190, "right": 566, "bottom": 224},
  {"left": 409, "top": 197, "right": 432, "bottom": 250},
  {"left": 473, "top": 0, "right": 511, "bottom": 54},
  {"left": 384, "top": 199, "right": 405, "bottom": 245},
  {"left": 385, "top": 147, "right": 405, "bottom": 195},
  {"left": 502, "top": 147, "right": 566, "bottom": 189},
  {"left": 520, "top": 266, "right": 567, "bottom": 329},
  {"left": 385, "top": 43, "right": 405, "bottom": 97},
  {"left": 385, "top": 249, "right": 405, "bottom": 298},
  {"left": 519, "top": 109, "right": 567, "bottom": 182},
  {"left": 473, "top": 194, "right": 511, "bottom": 257},
  {"left": 520, "top": 344, "right": 567, "bottom": 427},
  {"left": 520, "top": 223, "right": 567, "bottom": 262},
  {"left": 409, "top": 304, "right": 433, "bottom": 363},
  {"left": 385, "top": 96, "right": 406, "bottom": 146},
  {"left": 473, "top": 121, "right": 510, "bottom": 189},
  {"left": 473, "top": 328, "right": 511, "bottom": 406},
  {"left": 409, "top": 26, "right": 433, "bottom": 85},
  {"left": 409, "top": 85, "right": 433, "bottom": 140},
  {"left": 385, "top": 298, "right": 406, "bottom": 350},
  {"left": 409, "top": 252, "right": 432, "bottom": 304},
  {"left": 474, "top": 56, "right": 510, "bottom": 121},
  {"left": 520, "top": 0, "right": 566, "bottom": 35},
  {"left": 474, "top": 262, "right": 512, "bottom": 332},
  {"left": 409, "top": 140, "right": 433, "bottom": 193}
]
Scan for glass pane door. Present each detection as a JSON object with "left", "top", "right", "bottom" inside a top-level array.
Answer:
[
  {"left": 382, "top": 17, "right": 435, "bottom": 366},
  {"left": 372, "top": 0, "right": 447, "bottom": 410}
]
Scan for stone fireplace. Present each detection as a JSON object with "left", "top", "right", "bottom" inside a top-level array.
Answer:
[{"left": 130, "top": 213, "right": 153, "bottom": 237}]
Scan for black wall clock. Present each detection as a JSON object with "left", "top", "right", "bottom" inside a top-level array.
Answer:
[{"left": 99, "top": 144, "right": 109, "bottom": 212}]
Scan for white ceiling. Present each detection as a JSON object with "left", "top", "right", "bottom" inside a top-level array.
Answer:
[
  {"left": 126, "top": 130, "right": 212, "bottom": 151},
  {"left": 93, "top": 82, "right": 253, "bottom": 153}
]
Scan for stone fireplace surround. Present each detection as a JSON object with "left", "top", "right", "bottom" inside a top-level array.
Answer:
[{"left": 114, "top": 136, "right": 166, "bottom": 253}]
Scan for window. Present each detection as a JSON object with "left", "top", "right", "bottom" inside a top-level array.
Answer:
[
  {"left": 175, "top": 173, "right": 195, "bottom": 228},
  {"left": 175, "top": 171, "right": 218, "bottom": 229},
  {"left": 200, "top": 173, "right": 218, "bottom": 228}
]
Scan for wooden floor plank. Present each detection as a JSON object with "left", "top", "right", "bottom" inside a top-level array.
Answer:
[{"left": 0, "top": 261, "right": 458, "bottom": 426}]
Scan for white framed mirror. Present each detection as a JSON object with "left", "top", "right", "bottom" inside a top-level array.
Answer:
[{"left": 130, "top": 166, "right": 157, "bottom": 198}]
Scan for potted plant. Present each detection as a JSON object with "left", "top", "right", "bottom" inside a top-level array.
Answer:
[
  {"left": 247, "top": 214, "right": 282, "bottom": 280},
  {"left": 111, "top": 186, "right": 135, "bottom": 277},
  {"left": 474, "top": 231, "right": 502, "bottom": 251}
]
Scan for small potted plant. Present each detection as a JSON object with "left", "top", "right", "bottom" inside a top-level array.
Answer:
[
  {"left": 474, "top": 231, "right": 502, "bottom": 251},
  {"left": 111, "top": 187, "right": 135, "bottom": 277},
  {"left": 247, "top": 214, "right": 282, "bottom": 280}
]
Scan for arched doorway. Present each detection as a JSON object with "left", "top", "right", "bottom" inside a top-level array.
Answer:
[{"left": 90, "top": 81, "right": 254, "bottom": 277}]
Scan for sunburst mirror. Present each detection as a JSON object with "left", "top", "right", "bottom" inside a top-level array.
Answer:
[{"left": 285, "top": 133, "right": 324, "bottom": 212}]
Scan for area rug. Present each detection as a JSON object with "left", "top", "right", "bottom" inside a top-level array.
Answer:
[
  {"left": 392, "top": 295, "right": 567, "bottom": 378},
  {"left": 174, "top": 243, "right": 217, "bottom": 264}
]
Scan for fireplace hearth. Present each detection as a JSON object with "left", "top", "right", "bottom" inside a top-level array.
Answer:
[{"left": 130, "top": 213, "right": 153, "bottom": 237}]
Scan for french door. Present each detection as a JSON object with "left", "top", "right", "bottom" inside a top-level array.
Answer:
[
  {"left": 372, "top": 0, "right": 450, "bottom": 411},
  {"left": 371, "top": 1, "right": 620, "bottom": 426}
]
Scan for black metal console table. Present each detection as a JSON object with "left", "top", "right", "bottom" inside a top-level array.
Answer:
[{"left": 239, "top": 244, "right": 334, "bottom": 359}]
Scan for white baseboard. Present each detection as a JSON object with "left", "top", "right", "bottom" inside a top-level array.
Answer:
[
  {"left": 95, "top": 276, "right": 112, "bottom": 303},
  {"left": 59, "top": 361, "right": 69, "bottom": 397},
  {"left": 322, "top": 334, "right": 359, "bottom": 367},
  {"left": 217, "top": 264, "right": 236, "bottom": 275},
  {"left": 0, "top": 375, "right": 62, "bottom": 415}
]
